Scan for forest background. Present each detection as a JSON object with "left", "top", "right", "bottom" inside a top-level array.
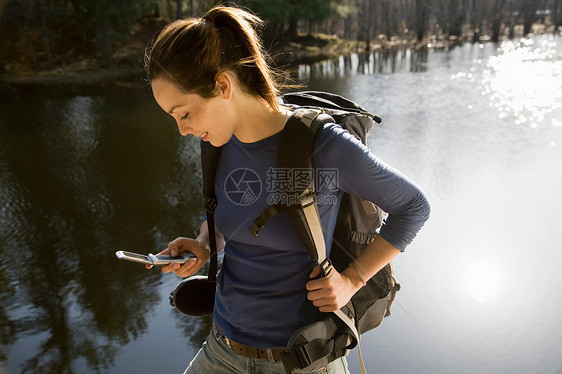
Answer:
[{"left": 0, "top": 0, "right": 560, "bottom": 90}]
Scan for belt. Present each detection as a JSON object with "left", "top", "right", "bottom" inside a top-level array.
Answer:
[{"left": 214, "top": 325, "right": 285, "bottom": 362}]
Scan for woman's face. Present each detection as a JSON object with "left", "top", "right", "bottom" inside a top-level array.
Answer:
[{"left": 151, "top": 78, "right": 234, "bottom": 147}]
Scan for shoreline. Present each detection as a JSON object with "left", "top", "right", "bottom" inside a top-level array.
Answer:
[
  {"left": 1, "top": 27, "right": 558, "bottom": 96},
  {"left": 0, "top": 37, "right": 438, "bottom": 96},
  {"left": 0, "top": 67, "right": 148, "bottom": 96}
]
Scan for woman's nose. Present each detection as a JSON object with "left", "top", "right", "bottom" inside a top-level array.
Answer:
[{"left": 176, "top": 121, "right": 192, "bottom": 136}]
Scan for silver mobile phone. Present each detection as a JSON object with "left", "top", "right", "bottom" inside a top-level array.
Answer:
[{"left": 115, "top": 250, "right": 195, "bottom": 265}]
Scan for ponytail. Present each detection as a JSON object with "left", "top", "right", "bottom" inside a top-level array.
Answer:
[{"left": 145, "top": 6, "right": 283, "bottom": 111}]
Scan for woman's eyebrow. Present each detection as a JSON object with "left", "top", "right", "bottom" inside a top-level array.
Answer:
[{"left": 167, "top": 104, "right": 183, "bottom": 114}]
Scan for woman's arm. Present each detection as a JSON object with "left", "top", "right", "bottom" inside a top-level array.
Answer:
[{"left": 307, "top": 124, "right": 431, "bottom": 312}]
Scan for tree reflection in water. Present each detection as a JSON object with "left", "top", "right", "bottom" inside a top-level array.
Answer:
[
  {"left": 0, "top": 92, "right": 203, "bottom": 373},
  {"left": 176, "top": 314, "right": 214, "bottom": 351},
  {"left": 0, "top": 267, "right": 16, "bottom": 362},
  {"left": 295, "top": 45, "right": 430, "bottom": 82}
]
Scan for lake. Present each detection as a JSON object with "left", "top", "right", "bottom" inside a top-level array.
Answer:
[{"left": 1, "top": 33, "right": 561, "bottom": 374}]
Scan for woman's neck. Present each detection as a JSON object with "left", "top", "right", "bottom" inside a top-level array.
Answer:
[{"left": 232, "top": 94, "right": 288, "bottom": 143}]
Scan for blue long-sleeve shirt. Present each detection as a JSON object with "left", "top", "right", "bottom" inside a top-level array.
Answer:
[{"left": 212, "top": 122, "right": 430, "bottom": 348}]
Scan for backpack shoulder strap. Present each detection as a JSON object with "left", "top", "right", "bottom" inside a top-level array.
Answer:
[
  {"left": 279, "top": 109, "right": 332, "bottom": 267},
  {"left": 278, "top": 109, "right": 362, "bottom": 339},
  {"left": 200, "top": 140, "right": 222, "bottom": 282},
  {"left": 275, "top": 110, "right": 365, "bottom": 373}
]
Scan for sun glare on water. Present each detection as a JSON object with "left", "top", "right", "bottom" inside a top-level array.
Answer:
[
  {"left": 463, "top": 258, "right": 504, "bottom": 303},
  {"left": 481, "top": 36, "right": 562, "bottom": 129}
]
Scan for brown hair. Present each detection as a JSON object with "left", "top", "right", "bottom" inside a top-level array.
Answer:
[{"left": 145, "top": 6, "right": 283, "bottom": 111}]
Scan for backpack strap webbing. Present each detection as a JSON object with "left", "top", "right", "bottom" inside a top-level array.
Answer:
[{"left": 201, "top": 140, "right": 221, "bottom": 282}]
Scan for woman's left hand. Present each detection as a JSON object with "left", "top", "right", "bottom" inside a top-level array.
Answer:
[{"left": 306, "top": 265, "right": 363, "bottom": 312}]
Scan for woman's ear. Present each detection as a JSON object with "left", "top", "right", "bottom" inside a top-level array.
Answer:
[{"left": 215, "top": 71, "right": 233, "bottom": 99}]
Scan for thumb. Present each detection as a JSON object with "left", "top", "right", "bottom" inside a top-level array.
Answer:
[
  {"left": 168, "top": 242, "right": 179, "bottom": 257},
  {"left": 309, "top": 264, "right": 321, "bottom": 279}
]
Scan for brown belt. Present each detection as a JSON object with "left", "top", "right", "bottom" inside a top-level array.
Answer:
[{"left": 214, "top": 326, "right": 285, "bottom": 362}]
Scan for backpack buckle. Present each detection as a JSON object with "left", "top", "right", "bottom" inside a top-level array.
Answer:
[
  {"left": 248, "top": 221, "right": 264, "bottom": 238},
  {"left": 319, "top": 258, "right": 333, "bottom": 277},
  {"left": 248, "top": 204, "right": 286, "bottom": 238},
  {"left": 294, "top": 345, "right": 313, "bottom": 368},
  {"left": 299, "top": 192, "right": 316, "bottom": 208}
]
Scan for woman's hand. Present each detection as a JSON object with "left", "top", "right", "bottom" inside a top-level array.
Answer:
[
  {"left": 146, "top": 237, "right": 211, "bottom": 278},
  {"left": 306, "top": 265, "right": 364, "bottom": 313},
  {"left": 307, "top": 236, "right": 402, "bottom": 312}
]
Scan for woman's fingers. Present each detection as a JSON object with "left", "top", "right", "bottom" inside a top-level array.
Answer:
[
  {"left": 147, "top": 237, "right": 209, "bottom": 277},
  {"left": 172, "top": 258, "right": 199, "bottom": 277},
  {"left": 308, "top": 264, "right": 322, "bottom": 279},
  {"left": 167, "top": 238, "right": 187, "bottom": 257},
  {"left": 161, "top": 257, "right": 200, "bottom": 277}
]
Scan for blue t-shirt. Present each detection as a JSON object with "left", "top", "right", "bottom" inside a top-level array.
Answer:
[{"left": 212, "top": 123, "right": 430, "bottom": 348}]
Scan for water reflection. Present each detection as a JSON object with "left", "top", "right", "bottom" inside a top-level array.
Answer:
[
  {"left": 296, "top": 46, "right": 429, "bottom": 80},
  {"left": 463, "top": 258, "right": 504, "bottom": 303},
  {"left": 0, "top": 92, "right": 204, "bottom": 373},
  {"left": 302, "top": 33, "right": 562, "bottom": 373},
  {"left": 487, "top": 37, "right": 561, "bottom": 128}
]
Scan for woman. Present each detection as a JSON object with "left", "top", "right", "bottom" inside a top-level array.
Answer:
[{"left": 144, "top": 5, "right": 430, "bottom": 374}]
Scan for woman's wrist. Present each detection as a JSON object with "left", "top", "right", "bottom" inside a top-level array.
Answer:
[
  {"left": 345, "top": 261, "right": 367, "bottom": 288},
  {"left": 195, "top": 238, "right": 211, "bottom": 254}
]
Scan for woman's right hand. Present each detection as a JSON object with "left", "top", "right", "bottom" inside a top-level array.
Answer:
[{"left": 146, "top": 237, "right": 211, "bottom": 278}]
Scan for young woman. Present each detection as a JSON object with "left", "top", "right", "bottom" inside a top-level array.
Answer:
[{"left": 144, "top": 5, "right": 430, "bottom": 374}]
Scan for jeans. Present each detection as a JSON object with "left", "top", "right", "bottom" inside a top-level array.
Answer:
[{"left": 183, "top": 326, "right": 350, "bottom": 374}]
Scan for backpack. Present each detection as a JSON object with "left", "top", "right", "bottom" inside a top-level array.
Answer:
[
  {"left": 171, "top": 91, "right": 399, "bottom": 374},
  {"left": 269, "top": 92, "right": 399, "bottom": 374}
]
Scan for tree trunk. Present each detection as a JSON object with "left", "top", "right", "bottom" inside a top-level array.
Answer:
[
  {"left": 474, "top": 0, "right": 483, "bottom": 41},
  {"left": 382, "top": 0, "right": 392, "bottom": 41},
  {"left": 450, "top": 0, "right": 464, "bottom": 38},
  {"left": 40, "top": 13, "right": 53, "bottom": 68},
  {"left": 167, "top": 0, "right": 173, "bottom": 20},
  {"left": 555, "top": 0, "right": 562, "bottom": 28},
  {"left": 416, "top": 0, "right": 428, "bottom": 42},
  {"left": 287, "top": 19, "right": 298, "bottom": 39},
  {"left": 365, "top": 0, "right": 375, "bottom": 51},
  {"left": 19, "top": 3, "right": 37, "bottom": 70},
  {"left": 491, "top": 0, "right": 506, "bottom": 42},
  {"left": 176, "top": 0, "right": 183, "bottom": 19},
  {"left": 97, "top": 16, "right": 114, "bottom": 68},
  {"left": 520, "top": 0, "right": 536, "bottom": 35}
]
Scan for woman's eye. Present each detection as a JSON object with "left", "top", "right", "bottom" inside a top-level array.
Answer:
[{"left": 181, "top": 113, "right": 189, "bottom": 120}]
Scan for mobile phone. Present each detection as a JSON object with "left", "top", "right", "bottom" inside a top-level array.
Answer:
[{"left": 115, "top": 250, "right": 195, "bottom": 265}]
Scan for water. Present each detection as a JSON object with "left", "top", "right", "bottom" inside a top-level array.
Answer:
[{"left": 1, "top": 34, "right": 561, "bottom": 374}]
